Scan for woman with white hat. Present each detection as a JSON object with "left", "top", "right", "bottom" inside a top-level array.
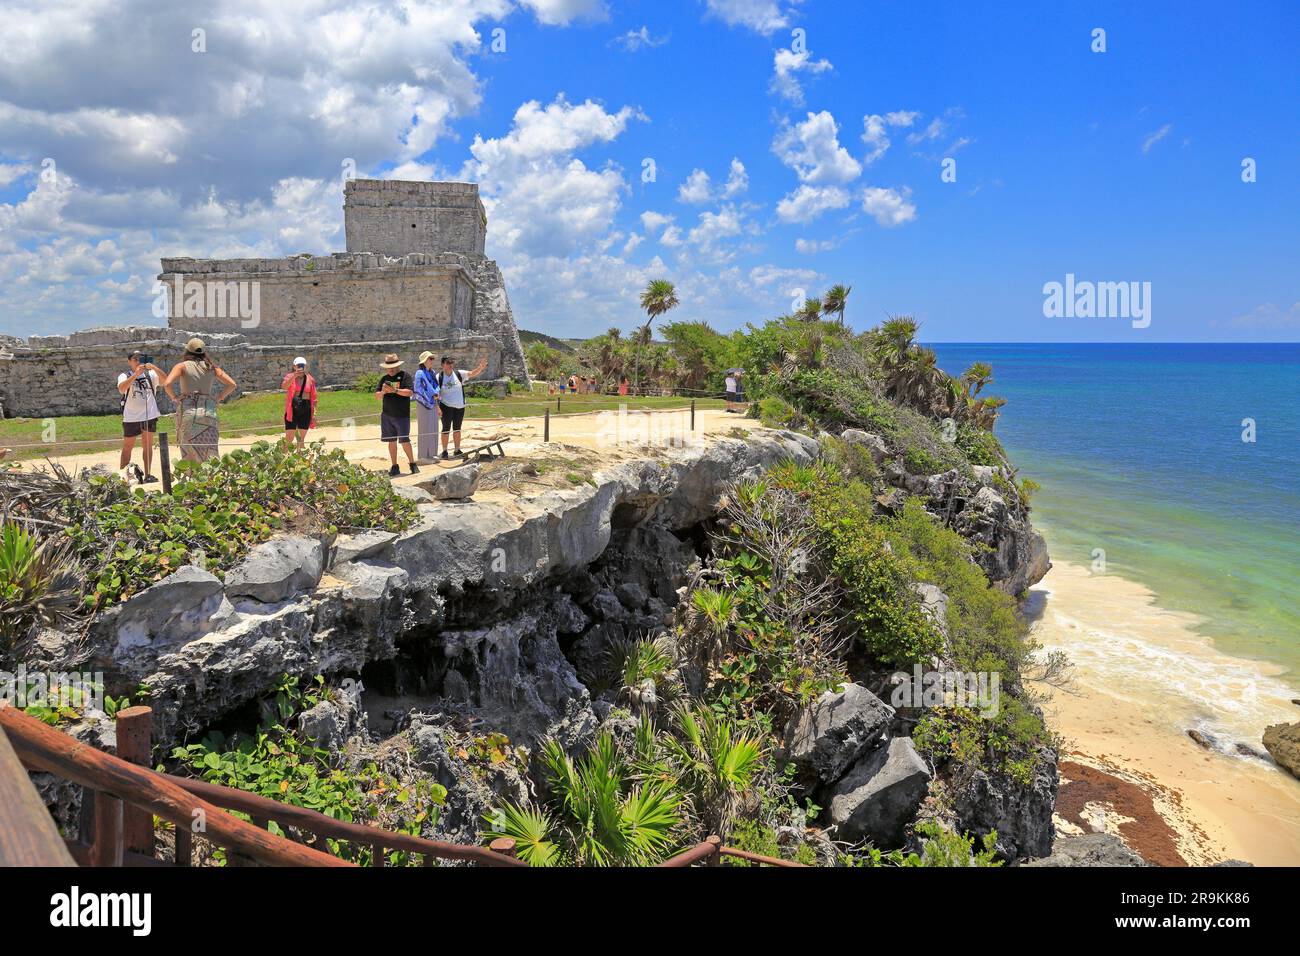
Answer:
[
  {"left": 413, "top": 351, "right": 441, "bottom": 462},
  {"left": 161, "top": 337, "right": 237, "bottom": 463},
  {"left": 281, "top": 356, "right": 317, "bottom": 450}
]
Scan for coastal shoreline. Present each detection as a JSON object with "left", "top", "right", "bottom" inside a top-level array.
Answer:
[{"left": 1032, "top": 559, "right": 1300, "bottom": 866}]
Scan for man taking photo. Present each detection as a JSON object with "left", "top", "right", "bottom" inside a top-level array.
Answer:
[{"left": 117, "top": 350, "right": 164, "bottom": 483}]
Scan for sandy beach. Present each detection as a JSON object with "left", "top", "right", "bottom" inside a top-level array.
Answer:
[{"left": 1032, "top": 559, "right": 1300, "bottom": 866}]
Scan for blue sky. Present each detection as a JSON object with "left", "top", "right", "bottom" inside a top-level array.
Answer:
[{"left": 1, "top": 0, "right": 1297, "bottom": 342}]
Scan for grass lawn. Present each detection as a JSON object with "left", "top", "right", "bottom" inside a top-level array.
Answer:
[{"left": 0, "top": 389, "right": 726, "bottom": 460}]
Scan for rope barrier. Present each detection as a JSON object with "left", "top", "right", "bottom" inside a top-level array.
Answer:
[
  {"left": 1, "top": 401, "right": 710, "bottom": 455},
  {"left": 0, "top": 400, "right": 712, "bottom": 452}
]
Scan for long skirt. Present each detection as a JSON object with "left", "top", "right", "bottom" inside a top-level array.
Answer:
[
  {"left": 416, "top": 402, "right": 439, "bottom": 461},
  {"left": 176, "top": 395, "right": 220, "bottom": 463}
]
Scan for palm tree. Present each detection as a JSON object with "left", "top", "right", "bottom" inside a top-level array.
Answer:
[
  {"left": 961, "top": 361, "right": 994, "bottom": 398},
  {"left": 822, "top": 284, "right": 851, "bottom": 327},
  {"left": 663, "top": 705, "right": 763, "bottom": 839},
  {"left": 796, "top": 296, "right": 823, "bottom": 323},
  {"left": 491, "top": 734, "right": 682, "bottom": 866},
  {"left": 636, "top": 279, "right": 679, "bottom": 387},
  {"left": 872, "top": 316, "right": 920, "bottom": 397},
  {"left": 525, "top": 341, "right": 561, "bottom": 381}
]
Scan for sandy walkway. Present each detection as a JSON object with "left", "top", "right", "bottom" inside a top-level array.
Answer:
[
  {"left": 16, "top": 406, "right": 760, "bottom": 485},
  {"left": 1033, "top": 559, "right": 1300, "bottom": 866}
]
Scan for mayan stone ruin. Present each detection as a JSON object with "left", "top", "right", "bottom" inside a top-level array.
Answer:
[{"left": 0, "top": 180, "right": 529, "bottom": 419}]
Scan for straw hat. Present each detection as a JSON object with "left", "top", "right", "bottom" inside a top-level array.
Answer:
[
  {"left": 418, "top": 350, "right": 436, "bottom": 365},
  {"left": 380, "top": 353, "right": 403, "bottom": 369}
]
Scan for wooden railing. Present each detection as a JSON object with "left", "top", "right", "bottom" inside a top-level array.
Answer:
[
  {"left": 0, "top": 702, "right": 524, "bottom": 868},
  {"left": 657, "top": 835, "right": 809, "bottom": 867}
]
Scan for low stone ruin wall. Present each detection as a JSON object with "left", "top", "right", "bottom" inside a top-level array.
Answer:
[{"left": 0, "top": 326, "right": 505, "bottom": 419}]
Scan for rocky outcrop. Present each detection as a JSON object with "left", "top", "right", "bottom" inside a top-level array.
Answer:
[
  {"left": 30, "top": 431, "right": 818, "bottom": 748},
  {"left": 1263, "top": 721, "right": 1300, "bottom": 779},
  {"left": 925, "top": 469, "right": 1050, "bottom": 595},
  {"left": 827, "top": 737, "right": 932, "bottom": 846},
  {"left": 783, "top": 683, "right": 894, "bottom": 784},
  {"left": 949, "top": 743, "right": 1058, "bottom": 860},
  {"left": 1023, "top": 832, "right": 1146, "bottom": 867}
]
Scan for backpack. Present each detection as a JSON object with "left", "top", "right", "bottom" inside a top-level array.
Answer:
[{"left": 438, "top": 370, "right": 465, "bottom": 389}]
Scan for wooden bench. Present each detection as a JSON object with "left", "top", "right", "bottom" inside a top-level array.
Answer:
[{"left": 456, "top": 437, "right": 509, "bottom": 466}]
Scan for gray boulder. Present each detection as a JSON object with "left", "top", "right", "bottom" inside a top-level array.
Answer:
[
  {"left": 828, "top": 737, "right": 932, "bottom": 847},
  {"left": 1024, "top": 832, "right": 1146, "bottom": 867},
  {"left": 913, "top": 584, "right": 950, "bottom": 645},
  {"left": 839, "top": 429, "right": 890, "bottom": 464},
  {"left": 784, "top": 683, "right": 894, "bottom": 784},
  {"left": 225, "top": 535, "right": 325, "bottom": 603},
  {"left": 417, "top": 464, "right": 481, "bottom": 500},
  {"left": 615, "top": 581, "right": 650, "bottom": 610},
  {"left": 297, "top": 681, "right": 366, "bottom": 755},
  {"left": 333, "top": 530, "right": 398, "bottom": 566}
]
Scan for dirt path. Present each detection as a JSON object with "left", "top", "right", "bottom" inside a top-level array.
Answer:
[{"left": 13, "top": 406, "right": 761, "bottom": 492}]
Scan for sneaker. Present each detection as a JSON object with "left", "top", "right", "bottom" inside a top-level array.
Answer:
[
  {"left": 388, "top": 464, "right": 400, "bottom": 477},
  {"left": 409, "top": 463, "right": 420, "bottom": 474},
  {"left": 454, "top": 448, "right": 465, "bottom": 458},
  {"left": 142, "top": 474, "right": 159, "bottom": 484},
  {"left": 440, "top": 451, "right": 449, "bottom": 460}
]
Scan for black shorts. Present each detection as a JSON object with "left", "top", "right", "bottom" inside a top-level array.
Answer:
[
  {"left": 724, "top": 391, "right": 738, "bottom": 403},
  {"left": 440, "top": 405, "right": 465, "bottom": 432},
  {"left": 123, "top": 418, "right": 157, "bottom": 438},
  {"left": 380, "top": 413, "right": 411, "bottom": 442},
  {"left": 285, "top": 406, "right": 312, "bottom": 431}
]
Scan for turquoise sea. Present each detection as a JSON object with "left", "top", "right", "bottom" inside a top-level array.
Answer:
[{"left": 932, "top": 343, "right": 1300, "bottom": 680}]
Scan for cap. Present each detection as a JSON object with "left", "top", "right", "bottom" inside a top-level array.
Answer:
[
  {"left": 185, "top": 337, "right": 206, "bottom": 355},
  {"left": 293, "top": 356, "right": 307, "bottom": 367}
]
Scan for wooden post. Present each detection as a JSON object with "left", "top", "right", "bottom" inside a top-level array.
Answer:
[
  {"left": 489, "top": 836, "right": 518, "bottom": 860},
  {"left": 705, "top": 834, "right": 722, "bottom": 867},
  {"left": 544, "top": 408, "right": 550, "bottom": 443},
  {"left": 158, "top": 431, "right": 172, "bottom": 494},
  {"left": 371, "top": 843, "right": 385, "bottom": 867},
  {"left": 175, "top": 822, "right": 192, "bottom": 866},
  {"left": 88, "top": 790, "right": 124, "bottom": 867},
  {"left": 115, "top": 706, "right": 154, "bottom": 856},
  {"left": 690, "top": 400, "right": 696, "bottom": 432},
  {"left": 556, "top": 395, "right": 561, "bottom": 412}
]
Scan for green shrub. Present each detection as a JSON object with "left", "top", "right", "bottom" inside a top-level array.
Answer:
[
  {"left": 354, "top": 372, "right": 382, "bottom": 393},
  {"left": 723, "top": 819, "right": 818, "bottom": 866},
  {"left": 955, "top": 424, "right": 1004, "bottom": 466},
  {"left": 64, "top": 441, "right": 419, "bottom": 607},
  {"left": 769, "top": 463, "right": 943, "bottom": 667},
  {"left": 0, "top": 522, "right": 84, "bottom": 660},
  {"left": 172, "top": 675, "right": 445, "bottom": 866}
]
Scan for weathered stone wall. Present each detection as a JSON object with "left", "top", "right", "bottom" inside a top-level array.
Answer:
[
  {"left": 0, "top": 327, "right": 505, "bottom": 419},
  {"left": 344, "top": 179, "right": 486, "bottom": 257},
  {"left": 157, "top": 253, "right": 474, "bottom": 343},
  {"left": 3, "top": 179, "right": 530, "bottom": 418}
]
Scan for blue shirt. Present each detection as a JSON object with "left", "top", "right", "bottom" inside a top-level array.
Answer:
[{"left": 413, "top": 367, "right": 441, "bottom": 410}]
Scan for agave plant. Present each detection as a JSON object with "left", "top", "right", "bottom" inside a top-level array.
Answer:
[
  {"left": 490, "top": 733, "right": 683, "bottom": 867},
  {"left": 0, "top": 521, "right": 85, "bottom": 661},
  {"left": 663, "top": 705, "right": 764, "bottom": 838}
]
